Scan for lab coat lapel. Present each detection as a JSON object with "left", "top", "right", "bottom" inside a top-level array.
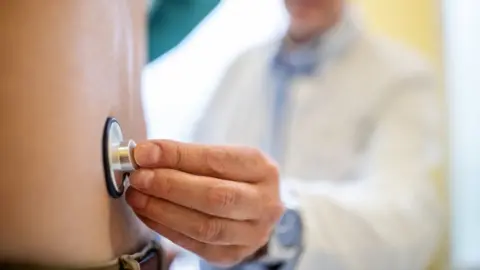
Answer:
[
  {"left": 223, "top": 48, "right": 274, "bottom": 149},
  {"left": 285, "top": 59, "right": 349, "bottom": 179},
  {"left": 283, "top": 10, "right": 364, "bottom": 179}
]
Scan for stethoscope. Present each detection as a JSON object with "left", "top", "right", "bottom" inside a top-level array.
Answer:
[
  {"left": 102, "top": 117, "right": 138, "bottom": 198},
  {"left": 102, "top": 117, "right": 304, "bottom": 270}
]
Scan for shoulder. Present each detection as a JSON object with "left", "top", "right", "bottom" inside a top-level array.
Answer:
[
  {"left": 334, "top": 32, "right": 441, "bottom": 121},
  {"left": 205, "top": 40, "right": 277, "bottom": 105},
  {"left": 225, "top": 40, "right": 278, "bottom": 73},
  {"left": 347, "top": 33, "right": 435, "bottom": 83}
]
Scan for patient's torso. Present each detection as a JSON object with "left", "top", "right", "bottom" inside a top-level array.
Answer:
[{"left": 0, "top": 0, "right": 154, "bottom": 266}]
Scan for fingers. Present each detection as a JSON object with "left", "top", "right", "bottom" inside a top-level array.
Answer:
[
  {"left": 126, "top": 188, "right": 271, "bottom": 246},
  {"left": 137, "top": 215, "right": 255, "bottom": 267},
  {"left": 133, "top": 140, "right": 277, "bottom": 182},
  {"left": 129, "top": 168, "right": 262, "bottom": 220},
  {"left": 130, "top": 140, "right": 283, "bottom": 265}
]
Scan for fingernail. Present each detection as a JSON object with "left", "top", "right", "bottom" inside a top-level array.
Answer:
[
  {"left": 134, "top": 142, "right": 161, "bottom": 166},
  {"left": 126, "top": 189, "right": 148, "bottom": 209},
  {"left": 130, "top": 170, "right": 154, "bottom": 190}
]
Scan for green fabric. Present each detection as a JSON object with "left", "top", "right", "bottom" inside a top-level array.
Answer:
[{"left": 147, "top": 0, "right": 221, "bottom": 63}]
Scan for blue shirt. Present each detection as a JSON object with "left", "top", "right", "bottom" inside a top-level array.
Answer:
[
  {"left": 268, "top": 40, "right": 320, "bottom": 165},
  {"left": 197, "top": 41, "right": 321, "bottom": 270}
]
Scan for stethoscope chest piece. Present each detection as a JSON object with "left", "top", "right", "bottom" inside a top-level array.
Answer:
[{"left": 102, "top": 117, "right": 138, "bottom": 198}]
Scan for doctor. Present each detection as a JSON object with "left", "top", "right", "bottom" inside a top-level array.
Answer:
[{"left": 194, "top": 0, "right": 444, "bottom": 269}]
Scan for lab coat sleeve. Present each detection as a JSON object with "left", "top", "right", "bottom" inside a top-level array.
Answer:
[{"left": 288, "top": 75, "right": 445, "bottom": 270}]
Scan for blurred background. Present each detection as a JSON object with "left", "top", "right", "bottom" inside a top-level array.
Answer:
[{"left": 142, "top": 0, "right": 479, "bottom": 269}]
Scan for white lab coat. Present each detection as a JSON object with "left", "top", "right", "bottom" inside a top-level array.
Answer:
[{"left": 192, "top": 9, "right": 445, "bottom": 270}]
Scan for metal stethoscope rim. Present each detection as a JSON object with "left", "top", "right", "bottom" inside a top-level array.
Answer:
[{"left": 102, "top": 117, "right": 138, "bottom": 198}]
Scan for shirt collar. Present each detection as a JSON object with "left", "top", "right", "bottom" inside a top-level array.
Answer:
[{"left": 270, "top": 6, "right": 363, "bottom": 75}]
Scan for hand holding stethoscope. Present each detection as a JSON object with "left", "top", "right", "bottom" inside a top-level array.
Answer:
[{"left": 103, "top": 118, "right": 284, "bottom": 267}]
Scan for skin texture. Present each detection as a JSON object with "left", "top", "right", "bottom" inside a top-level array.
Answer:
[
  {"left": 0, "top": 0, "right": 283, "bottom": 267},
  {"left": 127, "top": 140, "right": 284, "bottom": 267},
  {"left": 284, "top": 0, "right": 343, "bottom": 44},
  {"left": 120, "top": 1, "right": 341, "bottom": 266},
  {"left": 0, "top": 0, "right": 155, "bottom": 266}
]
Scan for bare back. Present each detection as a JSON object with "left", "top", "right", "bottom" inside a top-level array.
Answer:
[{"left": 0, "top": 0, "right": 154, "bottom": 266}]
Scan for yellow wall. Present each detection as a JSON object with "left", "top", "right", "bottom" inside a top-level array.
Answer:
[
  {"left": 352, "top": 0, "right": 443, "bottom": 70},
  {"left": 351, "top": 0, "right": 449, "bottom": 269}
]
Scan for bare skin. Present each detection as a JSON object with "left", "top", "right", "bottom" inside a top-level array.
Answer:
[
  {"left": 127, "top": 141, "right": 283, "bottom": 266},
  {"left": 0, "top": 0, "right": 155, "bottom": 266},
  {"left": 0, "top": 1, "right": 284, "bottom": 267},
  {"left": 284, "top": 0, "right": 343, "bottom": 46}
]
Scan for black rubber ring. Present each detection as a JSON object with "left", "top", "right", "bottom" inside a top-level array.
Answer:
[{"left": 102, "top": 117, "right": 124, "bottom": 199}]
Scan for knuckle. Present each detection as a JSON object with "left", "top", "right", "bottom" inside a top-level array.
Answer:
[
  {"left": 251, "top": 220, "right": 272, "bottom": 245},
  {"left": 245, "top": 147, "right": 264, "bottom": 160},
  {"left": 156, "top": 170, "right": 174, "bottom": 197},
  {"left": 243, "top": 147, "right": 279, "bottom": 178},
  {"left": 274, "top": 202, "right": 286, "bottom": 216},
  {"left": 264, "top": 162, "right": 280, "bottom": 181},
  {"left": 140, "top": 195, "right": 153, "bottom": 213},
  {"left": 246, "top": 147, "right": 278, "bottom": 180},
  {"left": 258, "top": 226, "right": 272, "bottom": 245},
  {"left": 205, "top": 147, "right": 228, "bottom": 175},
  {"left": 172, "top": 143, "right": 183, "bottom": 168},
  {"left": 198, "top": 217, "right": 224, "bottom": 243},
  {"left": 207, "top": 184, "right": 237, "bottom": 212},
  {"left": 260, "top": 233, "right": 271, "bottom": 246}
]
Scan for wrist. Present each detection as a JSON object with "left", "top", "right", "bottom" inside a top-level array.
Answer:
[
  {"left": 242, "top": 207, "right": 304, "bottom": 267},
  {"left": 239, "top": 182, "right": 304, "bottom": 267}
]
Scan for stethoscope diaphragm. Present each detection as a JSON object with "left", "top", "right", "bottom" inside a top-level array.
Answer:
[{"left": 102, "top": 117, "right": 138, "bottom": 198}]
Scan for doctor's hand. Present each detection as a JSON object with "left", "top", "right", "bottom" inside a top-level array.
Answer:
[{"left": 125, "top": 140, "right": 284, "bottom": 266}]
